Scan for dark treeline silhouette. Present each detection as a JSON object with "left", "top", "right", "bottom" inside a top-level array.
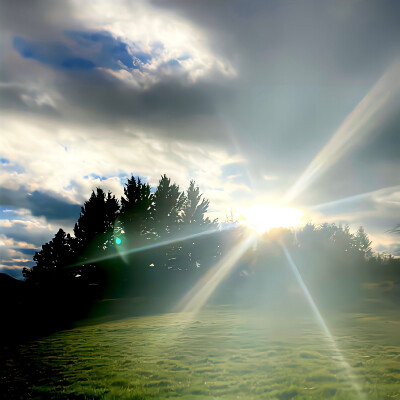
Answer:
[
  {"left": 22, "top": 175, "right": 220, "bottom": 297},
  {"left": 2, "top": 174, "right": 400, "bottom": 342},
  {"left": 2, "top": 175, "right": 225, "bottom": 341}
]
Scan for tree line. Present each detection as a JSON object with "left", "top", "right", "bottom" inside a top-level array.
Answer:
[
  {"left": 22, "top": 175, "right": 221, "bottom": 297},
  {"left": 3, "top": 173, "right": 399, "bottom": 342}
]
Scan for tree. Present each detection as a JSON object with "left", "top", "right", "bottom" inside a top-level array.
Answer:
[
  {"left": 73, "top": 188, "right": 119, "bottom": 283},
  {"left": 180, "top": 180, "right": 218, "bottom": 269},
  {"left": 73, "top": 188, "right": 119, "bottom": 256},
  {"left": 354, "top": 226, "right": 372, "bottom": 257},
  {"left": 181, "top": 180, "right": 216, "bottom": 227},
  {"left": 150, "top": 175, "right": 184, "bottom": 240},
  {"left": 330, "top": 224, "right": 356, "bottom": 253},
  {"left": 23, "top": 228, "right": 74, "bottom": 285},
  {"left": 120, "top": 176, "right": 153, "bottom": 244},
  {"left": 147, "top": 175, "right": 185, "bottom": 268}
]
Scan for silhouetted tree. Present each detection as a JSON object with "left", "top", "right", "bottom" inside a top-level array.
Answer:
[
  {"left": 181, "top": 180, "right": 216, "bottom": 227},
  {"left": 150, "top": 175, "right": 184, "bottom": 239},
  {"left": 114, "top": 176, "right": 154, "bottom": 294},
  {"left": 23, "top": 228, "right": 74, "bottom": 286},
  {"left": 148, "top": 175, "right": 185, "bottom": 268},
  {"left": 120, "top": 176, "right": 153, "bottom": 244},
  {"left": 73, "top": 188, "right": 119, "bottom": 283},
  {"left": 180, "top": 180, "right": 218, "bottom": 269},
  {"left": 74, "top": 188, "right": 119, "bottom": 254}
]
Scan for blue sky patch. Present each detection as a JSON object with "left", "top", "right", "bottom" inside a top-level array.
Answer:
[
  {"left": 14, "top": 31, "right": 153, "bottom": 72},
  {"left": 0, "top": 159, "right": 25, "bottom": 174},
  {"left": 166, "top": 59, "right": 181, "bottom": 68},
  {"left": 66, "top": 30, "right": 152, "bottom": 71},
  {"left": 13, "top": 36, "right": 95, "bottom": 70}
]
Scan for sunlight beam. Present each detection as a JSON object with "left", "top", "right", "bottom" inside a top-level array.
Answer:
[
  {"left": 310, "top": 184, "right": 400, "bottom": 211},
  {"left": 176, "top": 233, "right": 256, "bottom": 314},
  {"left": 283, "top": 62, "right": 400, "bottom": 205},
  {"left": 283, "top": 247, "right": 365, "bottom": 399},
  {"left": 66, "top": 225, "right": 231, "bottom": 269}
]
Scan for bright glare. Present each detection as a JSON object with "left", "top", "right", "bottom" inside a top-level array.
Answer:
[{"left": 240, "top": 205, "right": 303, "bottom": 234}]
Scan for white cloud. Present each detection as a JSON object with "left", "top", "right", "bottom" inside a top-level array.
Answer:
[
  {"left": 0, "top": 112, "right": 247, "bottom": 217},
  {"left": 70, "top": 0, "right": 235, "bottom": 86}
]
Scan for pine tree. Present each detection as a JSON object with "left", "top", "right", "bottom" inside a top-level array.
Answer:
[
  {"left": 355, "top": 226, "right": 372, "bottom": 257},
  {"left": 120, "top": 176, "right": 153, "bottom": 244},
  {"left": 150, "top": 175, "right": 184, "bottom": 240},
  {"left": 72, "top": 188, "right": 119, "bottom": 284},
  {"left": 23, "top": 228, "right": 74, "bottom": 285},
  {"left": 180, "top": 180, "right": 218, "bottom": 269},
  {"left": 330, "top": 224, "right": 356, "bottom": 253},
  {"left": 181, "top": 180, "right": 216, "bottom": 227},
  {"left": 73, "top": 188, "right": 119, "bottom": 256},
  {"left": 147, "top": 175, "right": 185, "bottom": 268}
]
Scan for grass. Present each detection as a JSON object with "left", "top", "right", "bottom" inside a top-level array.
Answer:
[{"left": 1, "top": 305, "right": 400, "bottom": 399}]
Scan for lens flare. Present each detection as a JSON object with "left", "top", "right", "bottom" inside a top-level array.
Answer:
[
  {"left": 65, "top": 226, "right": 227, "bottom": 269},
  {"left": 177, "top": 233, "right": 256, "bottom": 313},
  {"left": 283, "top": 247, "right": 365, "bottom": 399},
  {"left": 240, "top": 205, "right": 303, "bottom": 234},
  {"left": 283, "top": 61, "right": 400, "bottom": 205},
  {"left": 311, "top": 184, "right": 400, "bottom": 211}
]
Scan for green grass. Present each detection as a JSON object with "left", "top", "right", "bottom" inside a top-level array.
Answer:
[{"left": 1, "top": 305, "right": 400, "bottom": 399}]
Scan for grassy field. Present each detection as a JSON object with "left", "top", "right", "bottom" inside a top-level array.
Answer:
[{"left": 1, "top": 304, "right": 400, "bottom": 399}]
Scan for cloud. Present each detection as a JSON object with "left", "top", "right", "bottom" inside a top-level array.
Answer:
[
  {"left": 0, "top": 218, "right": 54, "bottom": 248},
  {"left": 0, "top": 266, "right": 26, "bottom": 280},
  {"left": 13, "top": 36, "right": 96, "bottom": 70},
  {"left": 0, "top": 0, "right": 400, "bottom": 265},
  {"left": 0, "top": 209, "right": 62, "bottom": 277},
  {"left": 0, "top": 187, "right": 81, "bottom": 223},
  {"left": 0, "top": 82, "right": 59, "bottom": 116},
  {"left": 305, "top": 185, "right": 400, "bottom": 252}
]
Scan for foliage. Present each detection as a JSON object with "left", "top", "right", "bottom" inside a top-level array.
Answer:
[
  {"left": 120, "top": 176, "right": 153, "bottom": 241},
  {"left": 23, "top": 228, "right": 74, "bottom": 285},
  {"left": 73, "top": 188, "right": 120, "bottom": 255},
  {"left": 18, "top": 174, "right": 400, "bottom": 331},
  {"left": 149, "top": 174, "right": 185, "bottom": 239}
]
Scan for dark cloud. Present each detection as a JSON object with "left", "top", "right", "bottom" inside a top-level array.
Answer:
[
  {"left": 0, "top": 84, "right": 59, "bottom": 116},
  {"left": 47, "top": 71, "right": 234, "bottom": 145},
  {"left": 0, "top": 0, "right": 399, "bottom": 253},
  {"left": 29, "top": 191, "right": 81, "bottom": 221},
  {"left": 0, "top": 0, "right": 76, "bottom": 37},
  {"left": 0, "top": 223, "right": 53, "bottom": 248},
  {"left": 0, "top": 267, "right": 25, "bottom": 280},
  {"left": 151, "top": 0, "right": 400, "bottom": 171},
  {"left": 1, "top": 260, "right": 33, "bottom": 267},
  {"left": 15, "top": 248, "right": 36, "bottom": 257},
  {"left": 0, "top": 187, "right": 80, "bottom": 223}
]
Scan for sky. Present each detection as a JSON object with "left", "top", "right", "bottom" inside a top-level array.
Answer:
[{"left": 1, "top": 0, "right": 400, "bottom": 279}]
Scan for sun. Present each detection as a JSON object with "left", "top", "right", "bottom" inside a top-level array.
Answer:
[{"left": 239, "top": 205, "right": 303, "bottom": 234}]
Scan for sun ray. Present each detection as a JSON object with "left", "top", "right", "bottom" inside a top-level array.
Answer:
[
  {"left": 176, "top": 232, "right": 256, "bottom": 314},
  {"left": 283, "top": 61, "right": 400, "bottom": 206},
  {"left": 283, "top": 247, "right": 365, "bottom": 399},
  {"left": 65, "top": 225, "right": 231, "bottom": 269},
  {"left": 310, "top": 184, "right": 400, "bottom": 211}
]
